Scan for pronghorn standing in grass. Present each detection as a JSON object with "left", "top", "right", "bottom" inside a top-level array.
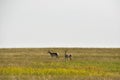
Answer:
[
  {"left": 64, "top": 50, "right": 72, "bottom": 60},
  {"left": 48, "top": 51, "right": 59, "bottom": 58}
]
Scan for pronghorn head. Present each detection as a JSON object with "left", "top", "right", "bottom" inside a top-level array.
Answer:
[
  {"left": 48, "top": 50, "right": 54, "bottom": 53},
  {"left": 65, "top": 50, "right": 68, "bottom": 54},
  {"left": 48, "top": 50, "right": 51, "bottom": 53}
]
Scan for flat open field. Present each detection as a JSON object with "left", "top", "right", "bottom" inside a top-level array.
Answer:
[{"left": 0, "top": 48, "right": 120, "bottom": 80}]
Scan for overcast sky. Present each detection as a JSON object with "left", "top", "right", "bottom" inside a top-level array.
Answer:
[{"left": 0, "top": 0, "right": 120, "bottom": 48}]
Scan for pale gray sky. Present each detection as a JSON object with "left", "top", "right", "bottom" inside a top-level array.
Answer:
[{"left": 0, "top": 0, "right": 120, "bottom": 48}]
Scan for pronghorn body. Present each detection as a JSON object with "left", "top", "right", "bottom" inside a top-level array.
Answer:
[
  {"left": 64, "top": 50, "right": 72, "bottom": 60},
  {"left": 48, "top": 51, "right": 59, "bottom": 58}
]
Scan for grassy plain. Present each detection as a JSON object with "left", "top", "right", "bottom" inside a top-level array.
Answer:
[{"left": 0, "top": 48, "right": 120, "bottom": 80}]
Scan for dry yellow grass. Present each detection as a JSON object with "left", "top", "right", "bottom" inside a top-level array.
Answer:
[{"left": 0, "top": 48, "right": 120, "bottom": 80}]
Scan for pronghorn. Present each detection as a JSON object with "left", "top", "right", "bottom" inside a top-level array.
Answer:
[
  {"left": 64, "top": 50, "right": 72, "bottom": 60},
  {"left": 48, "top": 51, "right": 59, "bottom": 58}
]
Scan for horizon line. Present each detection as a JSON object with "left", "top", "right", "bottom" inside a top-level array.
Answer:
[{"left": 0, "top": 46, "right": 120, "bottom": 48}]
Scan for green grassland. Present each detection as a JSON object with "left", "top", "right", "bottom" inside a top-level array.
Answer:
[{"left": 0, "top": 48, "right": 120, "bottom": 80}]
